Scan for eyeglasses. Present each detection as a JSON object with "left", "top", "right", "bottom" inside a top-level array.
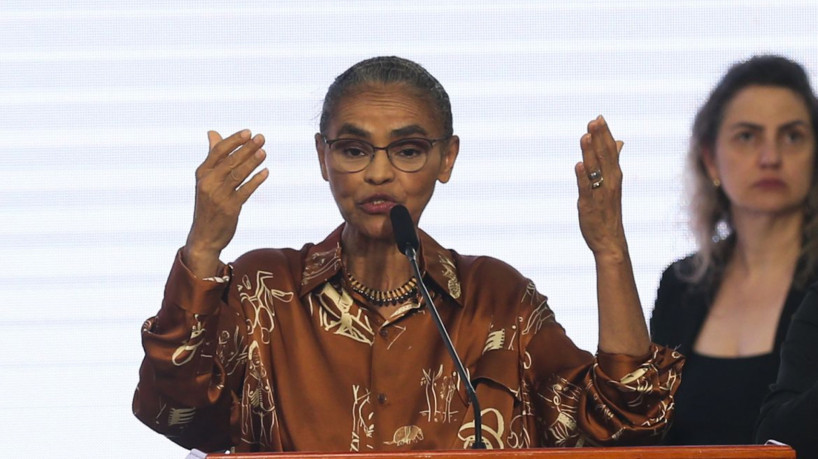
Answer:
[{"left": 321, "top": 135, "right": 448, "bottom": 173}]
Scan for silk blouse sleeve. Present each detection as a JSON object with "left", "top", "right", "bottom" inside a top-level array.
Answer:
[
  {"left": 521, "top": 287, "right": 684, "bottom": 446},
  {"left": 132, "top": 249, "right": 246, "bottom": 452}
]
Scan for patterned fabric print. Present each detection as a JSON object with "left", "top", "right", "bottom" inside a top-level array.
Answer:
[
  {"left": 171, "top": 314, "right": 207, "bottom": 367},
  {"left": 302, "top": 245, "right": 342, "bottom": 287},
  {"left": 458, "top": 408, "right": 506, "bottom": 449},
  {"left": 420, "top": 365, "right": 461, "bottom": 424},
  {"left": 506, "top": 381, "right": 534, "bottom": 449},
  {"left": 437, "top": 254, "right": 461, "bottom": 299},
  {"left": 385, "top": 425, "right": 424, "bottom": 447},
  {"left": 241, "top": 340, "right": 278, "bottom": 449},
  {"left": 216, "top": 325, "right": 248, "bottom": 377},
  {"left": 134, "top": 230, "right": 684, "bottom": 452},
  {"left": 521, "top": 282, "right": 554, "bottom": 337},
  {"left": 483, "top": 330, "right": 506, "bottom": 353},
  {"left": 236, "top": 270, "right": 294, "bottom": 449},
  {"left": 238, "top": 271, "right": 294, "bottom": 344},
  {"left": 350, "top": 385, "right": 374, "bottom": 451},
  {"left": 318, "top": 283, "right": 375, "bottom": 345},
  {"left": 540, "top": 376, "right": 583, "bottom": 447},
  {"left": 153, "top": 399, "right": 197, "bottom": 429},
  {"left": 611, "top": 347, "right": 683, "bottom": 419}
]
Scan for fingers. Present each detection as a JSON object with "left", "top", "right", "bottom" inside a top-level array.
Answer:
[
  {"left": 226, "top": 143, "right": 267, "bottom": 189},
  {"left": 591, "top": 116, "right": 620, "bottom": 166},
  {"left": 236, "top": 168, "right": 270, "bottom": 203},
  {"left": 586, "top": 116, "right": 619, "bottom": 171},
  {"left": 575, "top": 161, "right": 593, "bottom": 199},
  {"left": 579, "top": 115, "right": 623, "bottom": 190},
  {"left": 580, "top": 129, "right": 600, "bottom": 179},
  {"left": 198, "top": 128, "right": 266, "bottom": 182},
  {"left": 195, "top": 129, "right": 269, "bottom": 206},
  {"left": 200, "top": 129, "right": 252, "bottom": 171},
  {"left": 207, "top": 130, "right": 223, "bottom": 150}
]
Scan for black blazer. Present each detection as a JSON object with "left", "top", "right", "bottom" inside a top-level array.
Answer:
[
  {"left": 649, "top": 255, "right": 809, "bottom": 445},
  {"left": 650, "top": 255, "right": 806, "bottom": 362},
  {"left": 756, "top": 282, "right": 818, "bottom": 458}
]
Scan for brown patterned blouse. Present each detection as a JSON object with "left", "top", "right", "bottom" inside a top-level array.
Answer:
[{"left": 133, "top": 225, "right": 684, "bottom": 453}]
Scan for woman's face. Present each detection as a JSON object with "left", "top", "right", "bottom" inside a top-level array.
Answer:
[
  {"left": 315, "top": 83, "right": 459, "bottom": 242},
  {"left": 705, "top": 85, "right": 816, "bottom": 218}
]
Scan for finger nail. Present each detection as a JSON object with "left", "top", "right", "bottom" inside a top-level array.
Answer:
[{"left": 241, "top": 129, "right": 251, "bottom": 139}]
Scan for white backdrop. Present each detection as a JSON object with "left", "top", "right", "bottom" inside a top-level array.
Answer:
[{"left": 1, "top": 1, "right": 817, "bottom": 457}]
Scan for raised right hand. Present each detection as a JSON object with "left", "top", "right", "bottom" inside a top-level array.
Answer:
[{"left": 183, "top": 129, "right": 268, "bottom": 277}]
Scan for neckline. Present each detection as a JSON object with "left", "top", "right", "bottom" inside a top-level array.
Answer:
[{"left": 344, "top": 270, "right": 419, "bottom": 307}]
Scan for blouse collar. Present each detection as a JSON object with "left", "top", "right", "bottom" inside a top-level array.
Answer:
[{"left": 299, "top": 223, "right": 463, "bottom": 307}]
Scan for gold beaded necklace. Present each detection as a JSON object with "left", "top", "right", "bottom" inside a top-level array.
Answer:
[{"left": 345, "top": 271, "right": 419, "bottom": 306}]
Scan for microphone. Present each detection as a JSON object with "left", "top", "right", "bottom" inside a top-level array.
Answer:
[{"left": 389, "top": 205, "right": 485, "bottom": 449}]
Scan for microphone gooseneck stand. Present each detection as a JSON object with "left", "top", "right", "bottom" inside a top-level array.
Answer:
[{"left": 390, "top": 205, "right": 486, "bottom": 449}]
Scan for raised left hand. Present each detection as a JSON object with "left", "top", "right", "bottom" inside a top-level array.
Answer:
[{"left": 575, "top": 115, "right": 627, "bottom": 260}]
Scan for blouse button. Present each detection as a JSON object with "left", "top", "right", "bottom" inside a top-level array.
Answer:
[
  {"left": 377, "top": 393, "right": 388, "bottom": 404},
  {"left": 379, "top": 328, "right": 388, "bottom": 338}
]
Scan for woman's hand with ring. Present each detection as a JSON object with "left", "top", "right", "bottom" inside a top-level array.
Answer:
[{"left": 575, "top": 115, "right": 627, "bottom": 261}]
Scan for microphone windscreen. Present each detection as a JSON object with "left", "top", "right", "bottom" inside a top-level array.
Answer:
[{"left": 390, "top": 204, "right": 419, "bottom": 253}]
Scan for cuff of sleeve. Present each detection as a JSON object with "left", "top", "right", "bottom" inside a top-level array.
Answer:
[
  {"left": 163, "top": 248, "right": 230, "bottom": 316},
  {"left": 596, "top": 346, "right": 653, "bottom": 381}
]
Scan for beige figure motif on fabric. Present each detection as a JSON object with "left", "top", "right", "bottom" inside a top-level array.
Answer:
[
  {"left": 385, "top": 324, "right": 408, "bottom": 350},
  {"left": 302, "top": 246, "right": 342, "bottom": 286},
  {"left": 522, "top": 350, "right": 533, "bottom": 370},
  {"left": 587, "top": 375, "right": 618, "bottom": 424},
  {"left": 522, "top": 282, "right": 538, "bottom": 305},
  {"left": 238, "top": 271, "right": 294, "bottom": 344},
  {"left": 152, "top": 399, "right": 198, "bottom": 430},
  {"left": 438, "top": 254, "right": 461, "bottom": 299},
  {"left": 627, "top": 350, "right": 681, "bottom": 428},
  {"left": 168, "top": 407, "right": 196, "bottom": 427},
  {"left": 617, "top": 364, "right": 655, "bottom": 408},
  {"left": 216, "top": 325, "right": 248, "bottom": 377},
  {"left": 483, "top": 330, "right": 505, "bottom": 353},
  {"left": 543, "top": 377, "right": 581, "bottom": 447},
  {"left": 458, "top": 408, "right": 505, "bottom": 449},
  {"left": 241, "top": 340, "right": 277, "bottom": 448},
  {"left": 639, "top": 398, "right": 674, "bottom": 432},
  {"left": 171, "top": 314, "right": 206, "bottom": 367},
  {"left": 350, "top": 385, "right": 374, "bottom": 451},
  {"left": 385, "top": 425, "right": 424, "bottom": 446},
  {"left": 506, "top": 382, "right": 533, "bottom": 449},
  {"left": 319, "top": 283, "right": 375, "bottom": 345},
  {"left": 420, "top": 364, "right": 460, "bottom": 423},
  {"left": 522, "top": 287, "right": 553, "bottom": 337},
  {"left": 387, "top": 302, "right": 419, "bottom": 324}
]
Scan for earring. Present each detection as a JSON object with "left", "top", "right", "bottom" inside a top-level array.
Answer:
[{"left": 712, "top": 178, "right": 721, "bottom": 187}]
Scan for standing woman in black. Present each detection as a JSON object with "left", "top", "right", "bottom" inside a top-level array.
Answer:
[{"left": 650, "top": 55, "right": 818, "bottom": 445}]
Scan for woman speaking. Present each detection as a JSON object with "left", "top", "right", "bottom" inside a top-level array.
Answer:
[{"left": 133, "top": 56, "right": 683, "bottom": 453}]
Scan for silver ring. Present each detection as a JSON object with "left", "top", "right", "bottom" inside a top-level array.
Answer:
[
  {"left": 229, "top": 168, "right": 241, "bottom": 182},
  {"left": 588, "top": 169, "right": 602, "bottom": 181},
  {"left": 591, "top": 177, "right": 604, "bottom": 189}
]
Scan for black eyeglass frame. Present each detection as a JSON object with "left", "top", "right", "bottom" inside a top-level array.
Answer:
[{"left": 320, "top": 135, "right": 450, "bottom": 173}]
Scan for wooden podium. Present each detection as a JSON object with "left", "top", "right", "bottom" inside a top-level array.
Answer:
[{"left": 206, "top": 445, "right": 795, "bottom": 458}]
